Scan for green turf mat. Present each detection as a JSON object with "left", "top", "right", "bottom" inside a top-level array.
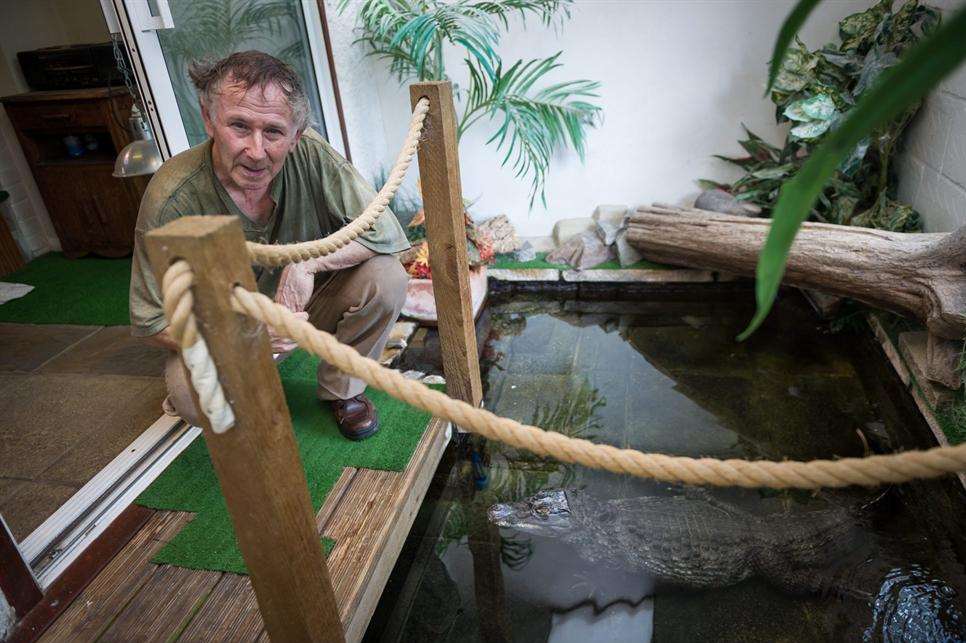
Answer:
[
  {"left": 492, "top": 251, "right": 668, "bottom": 271},
  {"left": 137, "top": 348, "right": 438, "bottom": 574},
  {"left": 0, "top": 253, "right": 131, "bottom": 325}
]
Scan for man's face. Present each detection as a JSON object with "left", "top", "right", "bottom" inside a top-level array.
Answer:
[{"left": 202, "top": 78, "right": 302, "bottom": 193}]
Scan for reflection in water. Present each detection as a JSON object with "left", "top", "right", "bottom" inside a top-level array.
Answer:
[{"left": 369, "top": 294, "right": 966, "bottom": 642}]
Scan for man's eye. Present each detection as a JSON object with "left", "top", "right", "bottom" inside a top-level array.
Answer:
[{"left": 231, "top": 123, "right": 247, "bottom": 131}]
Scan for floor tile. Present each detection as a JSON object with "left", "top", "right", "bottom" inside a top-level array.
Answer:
[
  {"left": 0, "top": 477, "right": 79, "bottom": 541},
  {"left": 0, "top": 323, "right": 99, "bottom": 372},
  {"left": 38, "top": 326, "right": 169, "bottom": 377}
]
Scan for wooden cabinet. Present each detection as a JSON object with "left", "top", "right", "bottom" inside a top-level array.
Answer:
[{"left": 1, "top": 88, "right": 150, "bottom": 257}]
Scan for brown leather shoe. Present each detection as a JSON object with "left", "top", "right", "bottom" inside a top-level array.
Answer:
[{"left": 331, "top": 394, "right": 380, "bottom": 441}]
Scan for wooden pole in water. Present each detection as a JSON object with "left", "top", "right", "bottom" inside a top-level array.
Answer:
[
  {"left": 145, "top": 216, "right": 344, "bottom": 643},
  {"left": 409, "top": 81, "right": 484, "bottom": 408}
]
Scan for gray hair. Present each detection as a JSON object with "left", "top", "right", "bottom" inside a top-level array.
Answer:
[{"left": 189, "top": 51, "right": 311, "bottom": 132}]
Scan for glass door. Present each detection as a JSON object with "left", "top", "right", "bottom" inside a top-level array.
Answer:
[{"left": 105, "top": 0, "right": 346, "bottom": 158}]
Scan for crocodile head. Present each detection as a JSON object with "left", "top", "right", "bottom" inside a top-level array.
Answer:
[{"left": 488, "top": 489, "right": 573, "bottom": 536}]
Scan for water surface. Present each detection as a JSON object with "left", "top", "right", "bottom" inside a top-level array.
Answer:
[{"left": 367, "top": 291, "right": 966, "bottom": 642}]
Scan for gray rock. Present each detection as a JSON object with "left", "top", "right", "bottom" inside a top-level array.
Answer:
[
  {"left": 546, "top": 231, "right": 616, "bottom": 271},
  {"left": 615, "top": 228, "right": 645, "bottom": 267},
  {"left": 552, "top": 217, "right": 596, "bottom": 247},
  {"left": 593, "top": 205, "right": 629, "bottom": 245},
  {"left": 694, "top": 189, "right": 762, "bottom": 217},
  {"left": 514, "top": 241, "right": 537, "bottom": 262}
]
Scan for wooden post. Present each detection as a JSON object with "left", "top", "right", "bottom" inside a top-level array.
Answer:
[
  {"left": 145, "top": 216, "right": 343, "bottom": 643},
  {"left": 410, "top": 81, "right": 484, "bottom": 407}
]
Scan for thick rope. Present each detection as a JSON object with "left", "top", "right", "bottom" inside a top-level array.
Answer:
[
  {"left": 161, "top": 261, "right": 235, "bottom": 433},
  {"left": 225, "top": 286, "right": 966, "bottom": 490},
  {"left": 245, "top": 97, "right": 431, "bottom": 268}
]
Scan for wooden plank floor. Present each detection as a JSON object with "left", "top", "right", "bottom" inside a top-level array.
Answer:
[{"left": 38, "top": 417, "right": 451, "bottom": 643}]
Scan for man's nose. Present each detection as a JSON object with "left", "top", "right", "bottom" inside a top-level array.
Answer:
[{"left": 247, "top": 131, "right": 267, "bottom": 161}]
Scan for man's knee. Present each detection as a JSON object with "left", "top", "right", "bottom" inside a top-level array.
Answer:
[
  {"left": 363, "top": 255, "right": 409, "bottom": 316},
  {"left": 163, "top": 354, "right": 206, "bottom": 427}
]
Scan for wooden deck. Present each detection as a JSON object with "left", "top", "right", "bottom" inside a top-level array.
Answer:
[{"left": 35, "top": 417, "right": 450, "bottom": 642}]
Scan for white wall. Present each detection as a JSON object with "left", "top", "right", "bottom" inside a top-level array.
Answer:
[
  {"left": 0, "top": 0, "right": 109, "bottom": 260},
  {"left": 349, "top": 0, "right": 876, "bottom": 237},
  {"left": 896, "top": 0, "right": 966, "bottom": 232}
]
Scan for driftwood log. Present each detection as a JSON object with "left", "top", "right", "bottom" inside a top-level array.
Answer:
[{"left": 627, "top": 205, "right": 966, "bottom": 386}]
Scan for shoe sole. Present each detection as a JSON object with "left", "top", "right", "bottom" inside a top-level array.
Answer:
[{"left": 339, "top": 419, "right": 380, "bottom": 441}]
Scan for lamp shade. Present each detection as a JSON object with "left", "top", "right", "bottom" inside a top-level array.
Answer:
[
  {"left": 113, "top": 139, "right": 163, "bottom": 178},
  {"left": 113, "top": 104, "right": 163, "bottom": 178}
]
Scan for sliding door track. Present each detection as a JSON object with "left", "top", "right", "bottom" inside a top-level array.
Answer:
[{"left": 19, "top": 414, "right": 200, "bottom": 588}]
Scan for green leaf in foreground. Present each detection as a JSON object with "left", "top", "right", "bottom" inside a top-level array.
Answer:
[
  {"left": 766, "top": 0, "right": 821, "bottom": 94},
  {"left": 740, "top": 5, "right": 966, "bottom": 341}
]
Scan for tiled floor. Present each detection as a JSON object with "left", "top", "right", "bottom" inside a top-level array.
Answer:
[{"left": 0, "top": 323, "right": 168, "bottom": 540}]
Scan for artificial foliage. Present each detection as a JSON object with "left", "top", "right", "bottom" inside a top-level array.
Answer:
[
  {"left": 337, "top": 0, "right": 602, "bottom": 207},
  {"left": 740, "top": 0, "right": 965, "bottom": 339},
  {"left": 704, "top": 0, "right": 939, "bottom": 232}
]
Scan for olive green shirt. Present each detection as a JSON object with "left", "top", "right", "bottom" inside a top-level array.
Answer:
[{"left": 129, "top": 128, "right": 409, "bottom": 337}]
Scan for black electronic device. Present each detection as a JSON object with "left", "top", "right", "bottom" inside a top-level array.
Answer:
[{"left": 17, "top": 42, "right": 129, "bottom": 91}]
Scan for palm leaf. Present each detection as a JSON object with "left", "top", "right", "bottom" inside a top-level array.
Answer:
[
  {"left": 463, "top": 54, "right": 600, "bottom": 206},
  {"left": 740, "top": 4, "right": 966, "bottom": 340}
]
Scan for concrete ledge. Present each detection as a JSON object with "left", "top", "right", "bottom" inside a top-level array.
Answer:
[
  {"left": 867, "top": 315, "right": 965, "bottom": 490},
  {"left": 488, "top": 268, "right": 560, "bottom": 281},
  {"left": 898, "top": 331, "right": 957, "bottom": 408},
  {"left": 561, "top": 268, "right": 716, "bottom": 283}
]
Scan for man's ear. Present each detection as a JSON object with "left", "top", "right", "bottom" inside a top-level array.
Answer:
[{"left": 200, "top": 100, "right": 215, "bottom": 139}]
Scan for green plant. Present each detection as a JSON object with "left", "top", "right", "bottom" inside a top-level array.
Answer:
[
  {"left": 337, "top": 0, "right": 602, "bottom": 207},
  {"left": 742, "top": 0, "right": 966, "bottom": 339},
  {"left": 705, "top": 0, "right": 937, "bottom": 232}
]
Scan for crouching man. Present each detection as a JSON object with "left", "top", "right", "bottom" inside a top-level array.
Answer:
[{"left": 129, "top": 51, "right": 410, "bottom": 440}]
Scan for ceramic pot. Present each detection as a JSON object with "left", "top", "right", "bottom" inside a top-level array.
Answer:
[{"left": 401, "top": 265, "right": 488, "bottom": 323}]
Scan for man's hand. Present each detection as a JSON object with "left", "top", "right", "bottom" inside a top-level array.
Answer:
[
  {"left": 272, "top": 241, "right": 377, "bottom": 355},
  {"left": 275, "top": 260, "right": 318, "bottom": 313},
  {"left": 268, "top": 311, "right": 308, "bottom": 354}
]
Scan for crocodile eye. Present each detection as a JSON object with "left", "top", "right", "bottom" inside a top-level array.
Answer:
[{"left": 534, "top": 504, "right": 549, "bottom": 517}]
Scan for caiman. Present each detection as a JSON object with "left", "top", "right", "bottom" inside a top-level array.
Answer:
[{"left": 488, "top": 489, "right": 966, "bottom": 641}]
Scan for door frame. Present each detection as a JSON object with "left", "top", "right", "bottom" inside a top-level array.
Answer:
[{"left": 105, "top": 0, "right": 349, "bottom": 160}]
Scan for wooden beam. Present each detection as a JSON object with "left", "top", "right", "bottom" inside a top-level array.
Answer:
[
  {"left": 144, "top": 216, "right": 344, "bottom": 642},
  {"left": 0, "top": 514, "right": 42, "bottom": 619},
  {"left": 410, "top": 81, "right": 484, "bottom": 406}
]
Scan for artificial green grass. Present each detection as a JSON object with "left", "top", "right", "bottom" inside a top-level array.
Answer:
[
  {"left": 137, "top": 348, "right": 439, "bottom": 574},
  {"left": 492, "top": 251, "right": 668, "bottom": 271},
  {"left": 0, "top": 253, "right": 131, "bottom": 325}
]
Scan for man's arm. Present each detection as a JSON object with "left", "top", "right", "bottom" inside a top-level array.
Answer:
[{"left": 275, "top": 240, "right": 375, "bottom": 313}]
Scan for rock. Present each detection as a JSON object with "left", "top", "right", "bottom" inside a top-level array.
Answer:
[
  {"left": 615, "top": 228, "right": 645, "bottom": 267},
  {"left": 514, "top": 241, "right": 536, "bottom": 263},
  {"left": 546, "top": 231, "right": 616, "bottom": 271},
  {"left": 402, "top": 369, "right": 426, "bottom": 380},
  {"left": 552, "top": 217, "right": 596, "bottom": 247},
  {"left": 593, "top": 205, "right": 629, "bottom": 245},
  {"left": 477, "top": 214, "right": 520, "bottom": 254},
  {"left": 422, "top": 374, "right": 446, "bottom": 385},
  {"left": 694, "top": 189, "right": 762, "bottom": 217},
  {"left": 520, "top": 235, "right": 555, "bottom": 252}
]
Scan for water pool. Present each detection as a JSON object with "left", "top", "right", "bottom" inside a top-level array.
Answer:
[{"left": 367, "top": 290, "right": 966, "bottom": 642}]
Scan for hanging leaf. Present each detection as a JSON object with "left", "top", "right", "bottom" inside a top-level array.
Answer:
[
  {"left": 789, "top": 119, "right": 834, "bottom": 140},
  {"left": 783, "top": 93, "right": 837, "bottom": 122}
]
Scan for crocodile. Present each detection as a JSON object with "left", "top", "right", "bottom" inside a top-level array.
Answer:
[{"left": 489, "top": 489, "right": 966, "bottom": 640}]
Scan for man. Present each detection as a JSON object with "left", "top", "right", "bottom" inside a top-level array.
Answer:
[{"left": 130, "top": 51, "right": 410, "bottom": 441}]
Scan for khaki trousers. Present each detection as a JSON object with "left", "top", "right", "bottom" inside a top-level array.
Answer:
[{"left": 164, "top": 254, "right": 408, "bottom": 426}]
